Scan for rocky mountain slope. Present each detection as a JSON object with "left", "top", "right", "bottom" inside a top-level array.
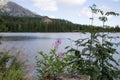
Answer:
[{"left": 0, "top": 0, "right": 38, "bottom": 17}]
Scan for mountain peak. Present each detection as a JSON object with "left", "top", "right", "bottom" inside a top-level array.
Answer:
[{"left": 0, "top": 0, "right": 40, "bottom": 17}]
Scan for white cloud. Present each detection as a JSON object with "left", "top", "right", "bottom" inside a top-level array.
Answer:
[
  {"left": 78, "top": 7, "right": 91, "bottom": 18},
  {"left": 33, "top": 0, "right": 58, "bottom": 11},
  {"left": 59, "top": 0, "right": 87, "bottom": 5}
]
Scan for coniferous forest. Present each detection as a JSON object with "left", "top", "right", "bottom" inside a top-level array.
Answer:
[{"left": 0, "top": 15, "right": 120, "bottom": 32}]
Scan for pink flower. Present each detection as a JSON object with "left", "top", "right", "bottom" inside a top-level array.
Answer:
[
  {"left": 55, "top": 39, "right": 61, "bottom": 45},
  {"left": 54, "top": 39, "right": 61, "bottom": 50},
  {"left": 59, "top": 52, "right": 65, "bottom": 57}
]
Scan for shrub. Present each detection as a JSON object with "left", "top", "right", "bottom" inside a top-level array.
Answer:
[
  {"left": 4, "top": 70, "right": 24, "bottom": 80},
  {"left": 66, "top": 32, "right": 120, "bottom": 80},
  {"left": 0, "top": 50, "right": 27, "bottom": 80}
]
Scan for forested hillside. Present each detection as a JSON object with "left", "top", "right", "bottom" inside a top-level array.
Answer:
[
  {"left": 0, "top": 16, "right": 85, "bottom": 32},
  {"left": 0, "top": 16, "right": 120, "bottom": 32}
]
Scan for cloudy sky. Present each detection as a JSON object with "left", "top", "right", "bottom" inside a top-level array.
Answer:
[{"left": 10, "top": 0, "right": 120, "bottom": 27}]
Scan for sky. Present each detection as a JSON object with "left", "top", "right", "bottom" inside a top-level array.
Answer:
[{"left": 10, "top": 0, "right": 120, "bottom": 27}]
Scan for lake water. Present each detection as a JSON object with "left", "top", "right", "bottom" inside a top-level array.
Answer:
[
  {"left": 0, "top": 33, "right": 84, "bottom": 54},
  {"left": 0, "top": 33, "right": 120, "bottom": 76}
]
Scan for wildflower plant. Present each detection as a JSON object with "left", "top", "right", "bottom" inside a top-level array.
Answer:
[{"left": 36, "top": 39, "right": 67, "bottom": 80}]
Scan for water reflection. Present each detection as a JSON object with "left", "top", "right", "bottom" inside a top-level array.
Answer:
[
  {"left": 0, "top": 36, "right": 67, "bottom": 41},
  {"left": 0, "top": 36, "right": 40, "bottom": 41}
]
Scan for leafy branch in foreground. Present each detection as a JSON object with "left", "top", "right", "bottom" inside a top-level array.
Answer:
[
  {"left": 98, "top": 9, "right": 119, "bottom": 28},
  {"left": 65, "top": 4, "right": 120, "bottom": 80},
  {"left": 89, "top": 4, "right": 98, "bottom": 25},
  {"left": 66, "top": 33, "right": 120, "bottom": 80}
]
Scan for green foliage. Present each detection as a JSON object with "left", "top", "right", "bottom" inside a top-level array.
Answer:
[
  {"left": 98, "top": 9, "right": 119, "bottom": 28},
  {"left": 66, "top": 32, "right": 120, "bottom": 80},
  {"left": 0, "top": 51, "right": 26, "bottom": 80},
  {"left": 0, "top": 70, "right": 24, "bottom": 80},
  {"left": 0, "top": 16, "right": 8, "bottom": 32},
  {"left": 36, "top": 50, "right": 67, "bottom": 80},
  {"left": 65, "top": 4, "right": 120, "bottom": 80},
  {"left": 89, "top": 4, "right": 98, "bottom": 25}
]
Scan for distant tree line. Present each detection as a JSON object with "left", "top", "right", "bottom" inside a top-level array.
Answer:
[{"left": 0, "top": 16, "right": 120, "bottom": 32}]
